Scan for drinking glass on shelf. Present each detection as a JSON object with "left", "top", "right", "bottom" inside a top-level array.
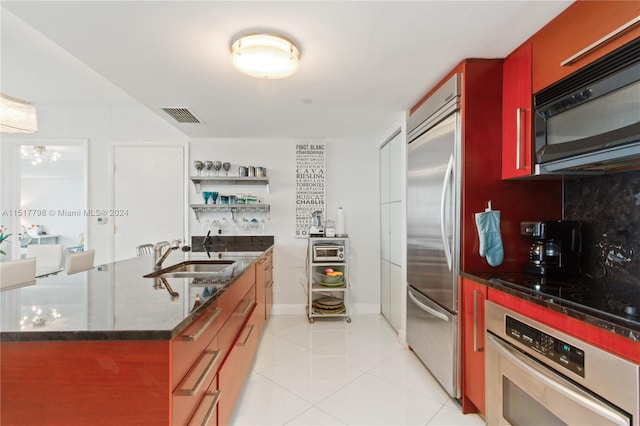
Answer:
[
  {"left": 210, "top": 192, "right": 219, "bottom": 204},
  {"left": 204, "top": 161, "right": 213, "bottom": 176},
  {"left": 202, "top": 191, "right": 212, "bottom": 204},
  {"left": 223, "top": 162, "right": 231, "bottom": 176},
  {"left": 201, "top": 218, "right": 211, "bottom": 234},
  {"left": 212, "top": 161, "right": 222, "bottom": 176},
  {"left": 194, "top": 160, "right": 204, "bottom": 176}
]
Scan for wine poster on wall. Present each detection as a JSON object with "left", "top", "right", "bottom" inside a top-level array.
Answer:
[{"left": 295, "top": 143, "right": 326, "bottom": 238}]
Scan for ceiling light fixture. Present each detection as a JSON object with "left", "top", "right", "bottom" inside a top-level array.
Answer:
[
  {"left": 230, "top": 33, "right": 300, "bottom": 79},
  {"left": 20, "top": 146, "right": 61, "bottom": 166},
  {"left": 0, "top": 93, "right": 38, "bottom": 133}
]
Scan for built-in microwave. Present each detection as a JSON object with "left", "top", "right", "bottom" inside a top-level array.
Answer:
[
  {"left": 312, "top": 243, "right": 345, "bottom": 262},
  {"left": 534, "top": 37, "right": 640, "bottom": 174}
]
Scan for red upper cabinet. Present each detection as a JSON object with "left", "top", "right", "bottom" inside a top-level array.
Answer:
[
  {"left": 531, "top": 1, "right": 640, "bottom": 93},
  {"left": 502, "top": 42, "right": 533, "bottom": 179}
]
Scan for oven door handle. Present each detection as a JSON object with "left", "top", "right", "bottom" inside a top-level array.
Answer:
[{"left": 487, "top": 334, "right": 630, "bottom": 426}]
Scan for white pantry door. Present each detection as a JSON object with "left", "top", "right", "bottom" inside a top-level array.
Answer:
[{"left": 113, "top": 146, "right": 184, "bottom": 261}]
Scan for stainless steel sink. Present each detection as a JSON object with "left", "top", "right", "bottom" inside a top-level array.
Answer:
[{"left": 144, "top": 260, "right": 236, "bottom": 278}]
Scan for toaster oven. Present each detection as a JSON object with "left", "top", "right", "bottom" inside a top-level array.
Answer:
[{"left": 312, "top": 243, "right": 345, "bottom": 262}]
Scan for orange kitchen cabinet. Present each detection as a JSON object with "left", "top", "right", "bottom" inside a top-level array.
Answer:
[
  {"left": 0, "top": 340, "right": 171, "bottom": 426},
  {"left": 217, "top": 301, "right": 261, "bottom": 426},
  {"left": 461, "top": 277, "right": 487, "bottom": 415},
  {"left": 531, "top": 0, "right": 640, "bottom": 93},
  {"left": 255, "top": 252, "right": 267, "bottom": 331},
  {"left": 502, "top": 42, "right": 534, "bottom": 179},
  {"left": 254, "top": 246, "right": 273, "bottom": 331},
  {"left": 172, "top": 302, "right": 226, "bottom": 426},
  {"left": 264, "top": 247, "right": 274, "bottom": 318}
]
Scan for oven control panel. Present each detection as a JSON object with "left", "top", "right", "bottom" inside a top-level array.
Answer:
[{"left": 506, "top": 315, "right": 585, "bottom": 377}]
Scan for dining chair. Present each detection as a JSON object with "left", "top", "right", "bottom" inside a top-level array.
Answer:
[
  {"left": 26, "top": 244, "right": 64, "bottom": 275},
  {"left": 66, "top": 249, "right": 95, "bottom": 275},
  {"left": 0, "top": 257, "right": 36, "bottom": 290},
  {"left": 136, "top": 244, "right": 154, "bottom": 256}
]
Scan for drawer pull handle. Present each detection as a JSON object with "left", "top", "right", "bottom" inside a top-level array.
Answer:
[
  {"left": 237, "top": 299, "right": 253, "bottom": 317},
  {"left": 177, "top": 349, "right": 221, "bottom": 396},
  {"left": 237, "top": 324, "right": 255, "bottom": 347},
  {"left": 473, "top": 290, "right": 483, "bottom": 352},
  {"left": 265, "top": 280, "right": 274, "bottom": 288},
  {"left": 515, "top": 108, "right": 525, "bottom": 170},
  {"left": 183, "top": 308, "right": 222, "bottom": 342},
  {"left": 561, "top": 15, "right": 640, "bottom": 66},
  {"left": 190, "top": 390, "right": 221, "bottom": 426}
]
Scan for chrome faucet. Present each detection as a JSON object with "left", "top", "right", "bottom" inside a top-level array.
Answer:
[{"left": 154, "top": 240, "right": 181, "bottom": 269}]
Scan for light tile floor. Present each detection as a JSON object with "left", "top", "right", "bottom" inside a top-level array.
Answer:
[{"left": 229, "top": 314, "right": 486, "bottom": 425}]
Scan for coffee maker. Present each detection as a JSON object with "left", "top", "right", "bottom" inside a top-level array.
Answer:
[{"left": 521, "top": 220, "right": 582, "bottom": 276}]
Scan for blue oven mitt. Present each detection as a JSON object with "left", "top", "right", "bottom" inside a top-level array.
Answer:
[{"left": 475, "top": 203, "right": 504, "bottom": 267}]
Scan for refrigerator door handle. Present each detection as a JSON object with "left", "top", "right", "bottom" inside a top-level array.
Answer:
[
  {"left": 440, "top": 153, "right": 454, "bottom": 271},
  {"left": 408, "top": 289, "right": 449, "bottom": 322}
]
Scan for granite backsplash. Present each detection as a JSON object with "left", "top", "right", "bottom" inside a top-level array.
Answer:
[
  {"left": 564, "top": 169, "right": 639, "bottom": 295},
  {"left": 190, "top": 235, "right": 274, "bottom": 252}
]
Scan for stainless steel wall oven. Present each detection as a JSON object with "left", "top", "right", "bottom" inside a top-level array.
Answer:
[{"left": 486, "top": 301, "right": 639, "bottom": 426}]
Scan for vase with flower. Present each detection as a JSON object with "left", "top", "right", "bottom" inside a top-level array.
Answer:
[{"left": 0, "top": 225, "right": 12, "bottom": 255}]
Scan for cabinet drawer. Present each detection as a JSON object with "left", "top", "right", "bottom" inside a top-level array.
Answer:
[
  {"left": 218, "top": 306, "right": 260, "bottom": 426},
  {"left": 212, "top": 263, "right": 255, "bottom": 324},
  {"left": 173, "top": 336, "right": 222, "bottom": 425},
  {"left": 172, "top": 304, "right": 224, "bottom": 386},
  {"left": 187, "top": 376, "right": 220, "bottom": 426},
  {"left": 217, "top": 284, "right": 256, "bottom": 364}
]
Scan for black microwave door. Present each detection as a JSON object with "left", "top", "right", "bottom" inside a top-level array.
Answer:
[{"left": 536, "top": 118, "right": 640, "bottom": 164}]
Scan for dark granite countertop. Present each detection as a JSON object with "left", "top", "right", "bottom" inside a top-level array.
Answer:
[
  {"left": 463, "top": 271, "right": 640, "bottom": 342},
  {"left": 0, "top": 250, "right": 265, "bottom": 342}
]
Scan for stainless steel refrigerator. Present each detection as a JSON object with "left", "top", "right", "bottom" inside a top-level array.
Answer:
[{"left": 406, "top": 74, "right": 461, "bottom": 398}]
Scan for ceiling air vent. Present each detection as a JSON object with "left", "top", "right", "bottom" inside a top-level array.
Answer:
[{"left": 161, "top": 108, "right": 201, "bottom": 123}]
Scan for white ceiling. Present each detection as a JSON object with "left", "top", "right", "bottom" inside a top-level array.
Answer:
[{"left": 1, "top": 1, "right": 572, "bottom": 140}]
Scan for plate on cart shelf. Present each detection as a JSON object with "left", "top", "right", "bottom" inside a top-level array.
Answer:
[
  {"left": 312, "top": 296, "right": 344, "bottom": 313},
  {"left": 319, "top": 279, "right": 345, "bottom": 287},
  {"left": 313, "top": 306, "right": 346, "bottom": 315}
]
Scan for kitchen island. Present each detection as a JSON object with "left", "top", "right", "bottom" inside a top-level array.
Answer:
[{"left": 0, "top": 247, "right": 272, "bottom": 425}]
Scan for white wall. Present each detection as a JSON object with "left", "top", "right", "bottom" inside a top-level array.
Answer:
[
  {"left": 190, "top": 138, "right": 381, "bottom": 314},
  {"left": 2, "top": 104, "right": 188, "bottom": 264}
]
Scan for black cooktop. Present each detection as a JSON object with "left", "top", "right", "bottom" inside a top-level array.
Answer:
[{"left": 489, "top": 274, "right": 640, "bottom": 324}]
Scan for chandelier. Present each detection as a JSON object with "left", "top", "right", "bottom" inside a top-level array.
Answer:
[
  {"left": 20, "top": 145, "right": 61, "bottom": 166},
  {"left": 0, "top": 93, "right": 38, "bottom": 133}
]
